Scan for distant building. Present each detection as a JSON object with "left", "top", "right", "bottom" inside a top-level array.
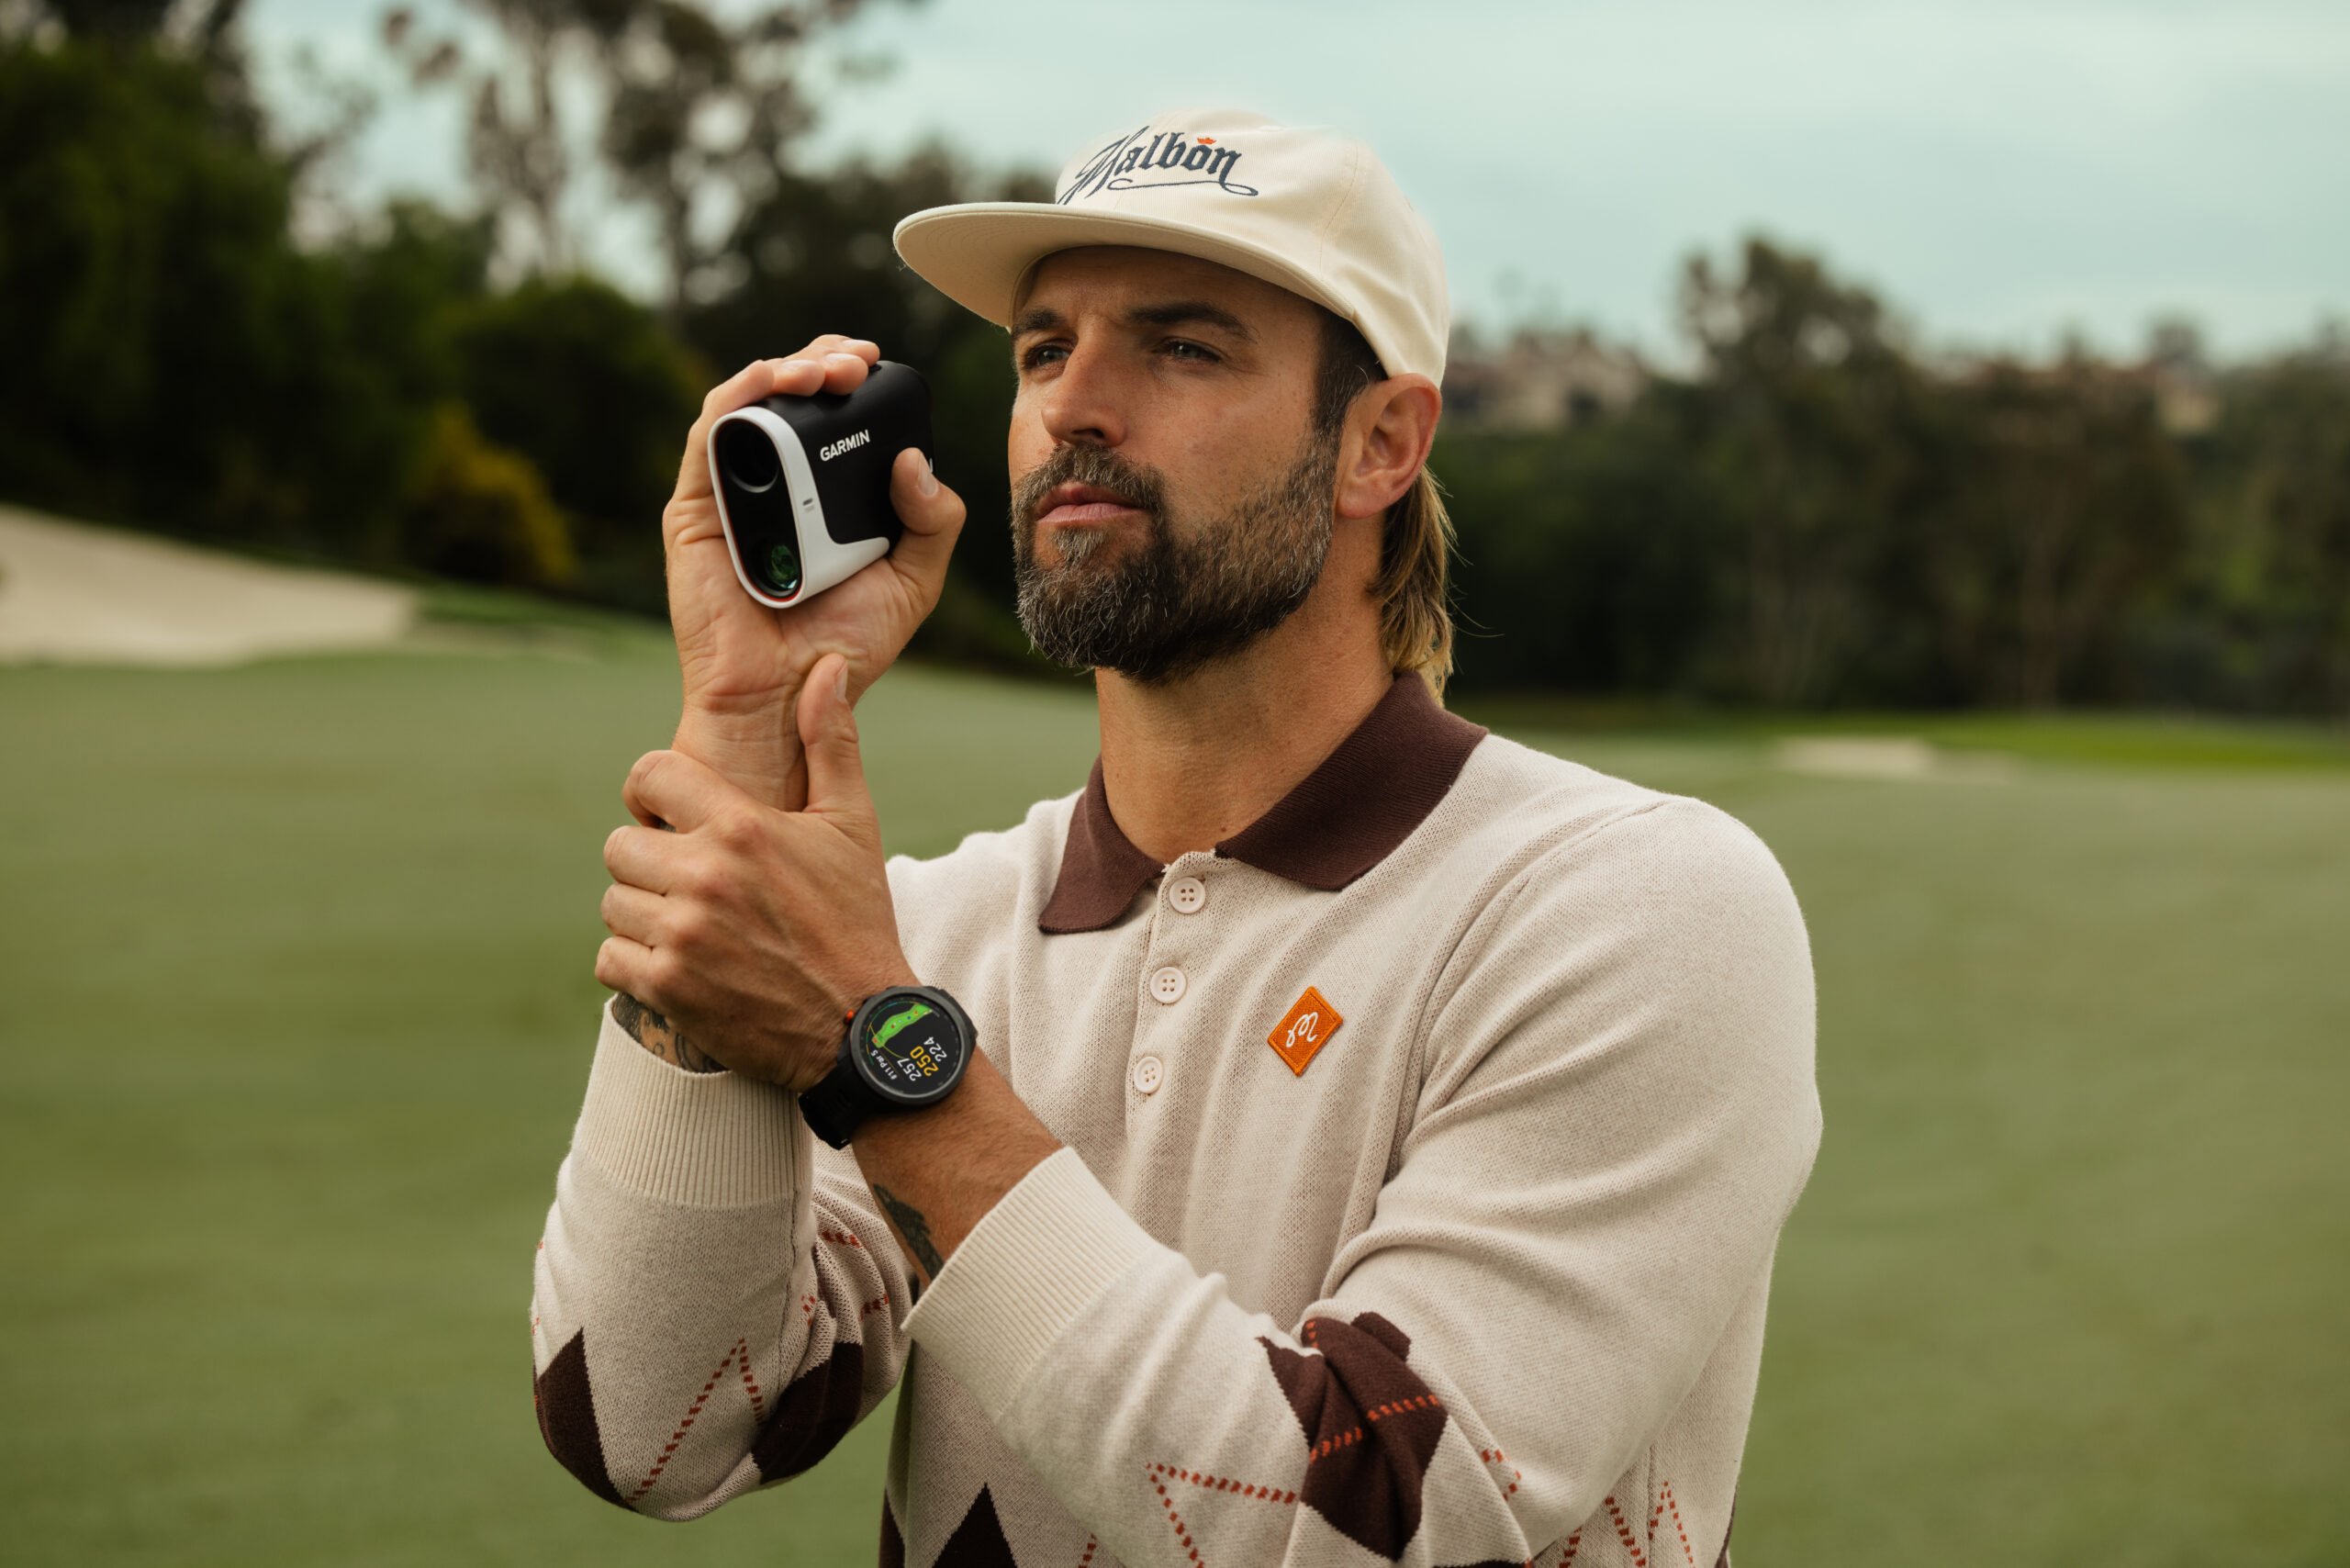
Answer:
[
  {"left": 1444, "top": 326, "right": 1649, "bottom": 431},
  {"left": 2112, "top": 318, "right": 2215, "bottom": 436},
  {"left": 1939, "top": 331, "right": 2221, "bottom": 439}
]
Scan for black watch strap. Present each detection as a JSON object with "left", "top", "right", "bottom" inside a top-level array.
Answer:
[{"left": 799, "top": 1034, "right": 867, "bottom": 1149}]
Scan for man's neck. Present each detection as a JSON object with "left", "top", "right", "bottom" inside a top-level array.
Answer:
[{"left": 1091, "top": 594, "right": 1395, "bottom": 866}]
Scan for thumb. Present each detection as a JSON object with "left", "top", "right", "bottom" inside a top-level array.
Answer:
[
  {"left": 796, "top": 655, "right": 875, "bottom": 829},
  {"left": 884, "top": 446, "right": 966, "bottom": 601}
]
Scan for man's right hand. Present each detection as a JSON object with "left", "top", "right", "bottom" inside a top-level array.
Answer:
[{"left": 662, "top": 336, "right": 968, "bottom": 810}]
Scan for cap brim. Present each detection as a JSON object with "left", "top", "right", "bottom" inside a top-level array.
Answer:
[{"left": 893, "top": 203, "right": 1356, "bottom": 333}]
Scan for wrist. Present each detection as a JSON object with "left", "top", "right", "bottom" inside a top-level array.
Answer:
[{"left": 673, "top": 701, "right": 806, "bottom": 811}]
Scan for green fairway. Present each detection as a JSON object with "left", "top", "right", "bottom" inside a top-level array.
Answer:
[{"left": 3, "top": 633, "right": 2345, "bottom": 1567}]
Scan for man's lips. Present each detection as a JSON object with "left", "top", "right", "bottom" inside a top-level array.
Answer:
[
  {"left": 1038, "top": 499, "right": 1143, "bottom": 526},
  {"left": 1035, "top": 482, "right": 1142, "bottom": 527}
]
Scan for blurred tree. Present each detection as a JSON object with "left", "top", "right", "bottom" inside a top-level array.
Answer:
[
  {"left": 1675, "top": 237, "right": 1938, "bottom": 706},
  {"left": 1438, "top": 393, "right": 1728, "bottom": 697},
  {"left": 382, "top": 0, "right": 919, "bottom": 314},
  {"left": 0, "top": 35, "right": 408, "bottom": 548},
  {"left": 402, "top": 400, "right": 576, "bottom": 585},
  {"left": 1924, "top": 356, "right": 2189, "bottom": 707},
  {"left": 451, "top": 275, "right": 703, "bottom": 610},
  {"left": 384, "top": 0, "right": 573, "bottom": 274},
  {"left": 40, "top": 0, "right": 172, "bottom": 39},
  {"left": 2159, "top": 347, "right": 2350, "bottom": 716}
]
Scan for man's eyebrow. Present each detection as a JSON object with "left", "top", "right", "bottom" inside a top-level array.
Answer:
[
  {"left": 1126, "top": 300, "right": 1257, "bottom": 342},
  {"left": 1007, "top": 300, "right": 1259, "bottom": 343},
  {"left": 1010, "top": 306, "right": 1065, "bottom": 341}
]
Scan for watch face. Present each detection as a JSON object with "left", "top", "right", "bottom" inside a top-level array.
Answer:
[{"left": 851, "top": 991, "right": 968, "bottom": 1104}]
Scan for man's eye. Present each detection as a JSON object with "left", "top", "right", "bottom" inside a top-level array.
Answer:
[
  {"left": 1019, "top": 343, "right": 1068, "bottom": 371},
  {"left": 1163, "top": 340, "right": 1217, "bottom": 363}
]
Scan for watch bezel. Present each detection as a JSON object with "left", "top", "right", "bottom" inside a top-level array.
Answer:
[{"left": 844, "top": 985, "right": 973, "bottom": 1109}]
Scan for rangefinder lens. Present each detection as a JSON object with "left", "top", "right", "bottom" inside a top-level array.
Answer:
[
  {"left": 717, "top": 420, "right": 781, "bottom": 493},
  {"left": 764, "top": 541, "right": 800, "bottom": 596}
]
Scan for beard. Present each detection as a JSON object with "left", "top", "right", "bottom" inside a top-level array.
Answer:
[{"left": 1008, "top": 429, "right": 1338, "bottom": 685}]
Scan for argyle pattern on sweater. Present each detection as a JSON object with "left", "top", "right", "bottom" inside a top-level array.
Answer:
[{"left": 530, "top": 715, "right": 1823, "bottom": 1567}]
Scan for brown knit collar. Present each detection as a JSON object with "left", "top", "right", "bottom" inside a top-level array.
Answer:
[{"left": 1039, "top": 675, "right": 1489, "bottom": 935}]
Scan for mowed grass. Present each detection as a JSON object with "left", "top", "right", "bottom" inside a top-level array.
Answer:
[{"left": 3, "top": 635, "right": 2345, "bottom": 1567}]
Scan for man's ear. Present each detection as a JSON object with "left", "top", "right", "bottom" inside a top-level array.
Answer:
[{"left": 1334, "top": 375, "right": 1441, "bottom": 521}]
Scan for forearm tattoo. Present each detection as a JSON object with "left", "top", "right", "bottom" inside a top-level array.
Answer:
[
  {"left": 610, "top": 992, "right": 726, "bottom": 1074},
  {"left": 869, "top": 1182, "right": 944, "bottom": 1281}
]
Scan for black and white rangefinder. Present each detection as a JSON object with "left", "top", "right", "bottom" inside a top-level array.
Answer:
[{"left": 706, "top": 360, "right": 934, "bottom": 608}]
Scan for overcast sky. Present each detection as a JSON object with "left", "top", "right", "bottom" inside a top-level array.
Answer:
[{"left": 252, "top": 0, "right": 2349, "bottom": 361}]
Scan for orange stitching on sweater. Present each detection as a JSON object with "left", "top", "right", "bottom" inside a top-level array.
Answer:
[
  {"left": 1308, "top": 1426, "right": 1363, "bottom": 1462},
  {"left": 1305, "top": 1390, "right": 1442, "bottom": 1461},
  {"left": 1148, "top": 1461, "right": 1297, "bottom": 1506},
  {"left": 1075, "top": 1534, "right": 1099, "bottom": 1566},
  {"left": 738, "top": 1346, "right": 764, "bottom": 1424},
  {"left": 628, "top": 1338, "right": 750, "bottom": 1503},
  {"left": 1146, "top": 1468, "right": 1205, "bottom": 1563},
  {"left": 1364, "top": 1393, "right": 1441, "bottom": 1422},
  {"left": 859, "top": 1292, "right": 890, "bottom": 1317},
  {"left": 819, "top": 1227, "right": 863, "bottom": 1248},
  {"left": 1480, "top": 1447, "right": 1524, "bottom": 1500},
  {"left": 1561, "top": 1528, "right": 1583, "bottom": 1565},
  {"left": 1651, "top": 1480, "right": 1696, "bottom": 1566},
  {"left": 1603, "top": 1495, "right": 1648, "bottom": 1567}
]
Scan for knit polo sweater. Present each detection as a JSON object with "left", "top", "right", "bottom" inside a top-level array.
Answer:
[{"left": 530, "top": 675, "right": 1824, "bottom": 1567}]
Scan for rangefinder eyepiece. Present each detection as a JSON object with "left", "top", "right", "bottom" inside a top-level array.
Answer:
[{"left": 707, "top": 360, "right": 934, "bottom": 608}]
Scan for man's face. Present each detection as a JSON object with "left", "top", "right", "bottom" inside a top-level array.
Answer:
[{"left": 1005, "top": 246, "right": 1338, "bottom": 684}]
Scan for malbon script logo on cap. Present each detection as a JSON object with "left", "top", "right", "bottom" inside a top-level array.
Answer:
[{"left": 1058, "top": 124, "right": 1261, "bottom": 205}]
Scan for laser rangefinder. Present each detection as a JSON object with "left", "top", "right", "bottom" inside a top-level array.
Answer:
[{"left": 707, "top": 360, "right": 934, "bottom": 608}]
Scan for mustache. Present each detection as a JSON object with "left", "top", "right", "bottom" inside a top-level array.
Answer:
[{"left": 1010, "top": 443, "right": 1168, "bottom": 525}]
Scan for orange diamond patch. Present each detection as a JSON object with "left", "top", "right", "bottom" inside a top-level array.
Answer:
[{"left": 1267, "top": 987, "right": 1343, "bottom": 1077}]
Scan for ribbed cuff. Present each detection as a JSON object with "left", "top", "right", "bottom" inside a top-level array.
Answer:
[
  {"left": 572, "top": 1000, "right": 806, "bottom": 1207},
  {"left": 900, "top": 1147, "right": 1161, "bottom": 1420}
]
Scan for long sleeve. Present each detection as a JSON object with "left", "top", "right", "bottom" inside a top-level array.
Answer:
[
  {"left": 899, "top": 799, "right": 1824, "bottom": 1565},
  {"left": 528, "top": 1000, "right": 916, "bottom": 1519}
]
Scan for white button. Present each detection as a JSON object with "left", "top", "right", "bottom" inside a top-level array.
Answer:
[
  {"left": 1131, "top": 1055, "right": 1164, "bottom": 1094},
  {"left": 1166, "top": 875, "right": 1207, "bottom": 914},
  {"left": 1148, "top": 965, "right": 1187, "bottom": 1004}
]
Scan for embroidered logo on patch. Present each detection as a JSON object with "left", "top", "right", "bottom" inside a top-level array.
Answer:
[{"left": 1267, "top": 987, "right": 1343, "bottom": 1077}]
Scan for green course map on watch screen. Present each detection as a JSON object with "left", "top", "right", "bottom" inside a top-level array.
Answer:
[{"left": 869, "top": 1001, "right": 934, "bottom": 1055}]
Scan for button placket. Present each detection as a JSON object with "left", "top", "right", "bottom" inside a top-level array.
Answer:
[{"left": 1133, "top": 856, "right": 1212, "bottom": 1113}]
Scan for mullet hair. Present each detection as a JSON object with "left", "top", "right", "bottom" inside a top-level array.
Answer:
[{"left": 1312, "top": 311, "right": 1459, "bottom": 698}]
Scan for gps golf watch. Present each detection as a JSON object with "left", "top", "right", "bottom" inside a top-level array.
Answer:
[{"left": 800, "top": 985, "right": 975, "bottom": 1148}]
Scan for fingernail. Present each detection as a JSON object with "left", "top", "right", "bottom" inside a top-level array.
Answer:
[
  {"left": 917, "top": 453, "right": 938, "bottom": 498},
  {"left": 834, "top": 660, "right": 850, "bottom": 702}
]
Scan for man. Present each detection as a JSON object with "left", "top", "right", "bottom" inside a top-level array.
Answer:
[{"left": 531, "top": 108, "right": 1822, "bottom": 1568}]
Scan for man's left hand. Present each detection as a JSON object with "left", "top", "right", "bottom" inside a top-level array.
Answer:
[{"left": 595, "top": 654, "right": 914, "bottom": 1087}]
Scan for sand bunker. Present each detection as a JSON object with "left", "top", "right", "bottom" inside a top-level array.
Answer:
[
  {"left": 0, "top": 506, "right": 419, "bottom": 666},
  {"left": 1774, "top": 734, "right": 2020, "bottom": 783}
]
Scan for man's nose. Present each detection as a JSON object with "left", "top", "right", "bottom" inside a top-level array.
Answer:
[{"left": 1035, "top": 341, "right": 1129, "bottom": 450}]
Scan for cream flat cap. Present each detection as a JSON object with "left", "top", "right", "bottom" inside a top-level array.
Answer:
[{"left": 892, "top": 107, "right": 1450, "bottom": 384}]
